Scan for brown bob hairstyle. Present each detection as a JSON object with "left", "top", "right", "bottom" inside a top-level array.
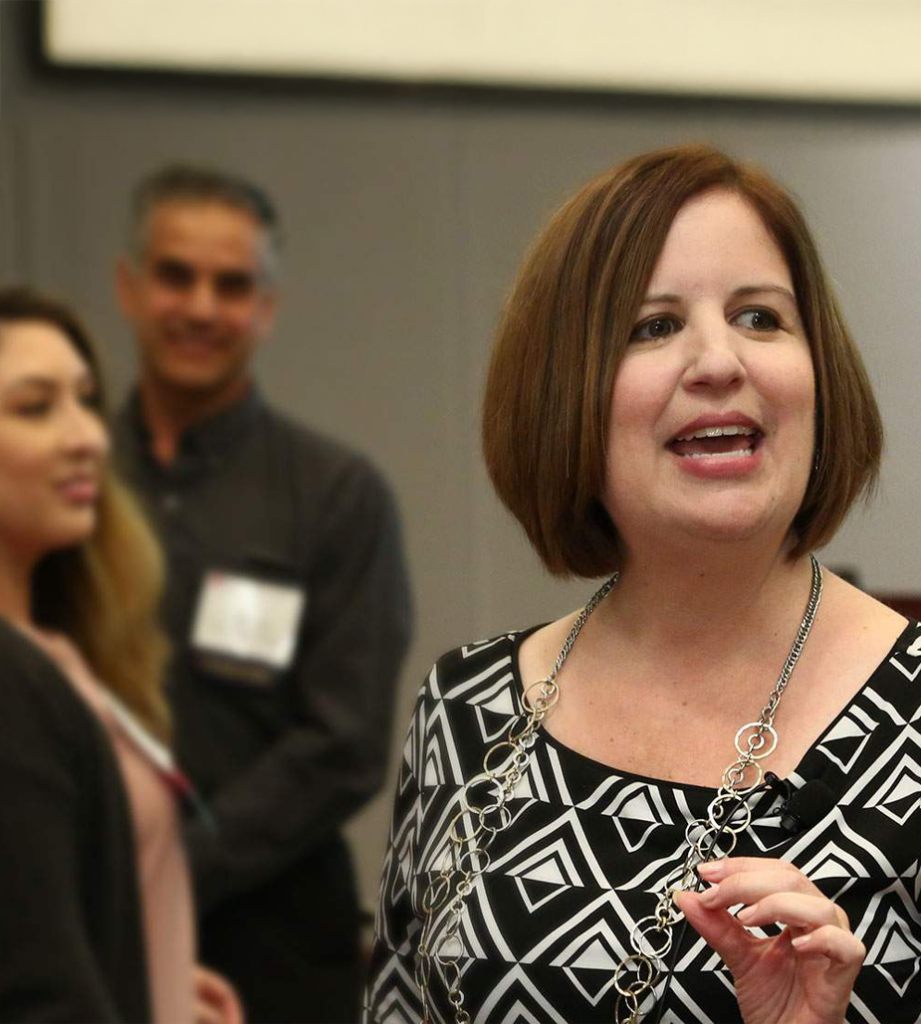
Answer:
[{"left": 482, "top": 143, "right": 882, "bottom": 579}]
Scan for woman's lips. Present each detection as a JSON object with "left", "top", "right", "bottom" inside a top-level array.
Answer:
[
  {"left": 670, "top": 431, "right": 760, "bottom": 459},
  {"left": 667, "top": 416, "right": 764, "bottom": 465},
  {"left": 57, "top": 478, "right": 99, "bottom": 504},
  {"left": 668, "top": 434, "right": 763, "bottom": 478}
]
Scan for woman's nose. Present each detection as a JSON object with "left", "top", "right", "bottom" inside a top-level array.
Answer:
[
  {"left": 64, "top": 403, "right": 110, "bottom": 458},
  {"left": 681, "top": 320, "right": 747, "bottom": 392}
]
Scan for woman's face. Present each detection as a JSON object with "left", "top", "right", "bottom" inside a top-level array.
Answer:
[
  {"left": 0, "top": 320, "right": 109, "bottom": 563},
  {"left": 602, "top": 189, "right": 815, "bottom": 558}
]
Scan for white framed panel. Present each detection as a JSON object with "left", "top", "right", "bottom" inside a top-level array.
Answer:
[{"left": 44, "top": 0, "right": 921, "bottom": 104}]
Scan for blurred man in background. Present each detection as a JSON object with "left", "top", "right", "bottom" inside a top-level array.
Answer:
[{"left": 114, "top": 164, "right": 412, "bottom": 1024}]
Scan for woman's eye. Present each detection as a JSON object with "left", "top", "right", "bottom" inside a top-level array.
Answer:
[
  {"left": 15, "top": 402, "right": 51, "bottom": 418},
  {"left": 630, "top": 316, "right": 680, "bottom": 341},
  {"left": 734, "top": 308, "right": 780, "bottom": 332}
]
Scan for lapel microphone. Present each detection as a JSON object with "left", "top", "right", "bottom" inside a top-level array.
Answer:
[{"left": 765, "top": 772, "right": 838, "bottom": 834}]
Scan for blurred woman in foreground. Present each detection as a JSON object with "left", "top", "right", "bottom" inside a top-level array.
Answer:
[
  {"left": 364, "top": 147, "right": 919, "bottom": 1023},
  {"left": 0, "top": 286, "right": 240, "bottom": 1024}
]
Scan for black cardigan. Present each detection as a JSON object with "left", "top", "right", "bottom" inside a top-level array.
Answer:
[{"left": 0, "top": 618, "right": 151, "bottom": 1023}]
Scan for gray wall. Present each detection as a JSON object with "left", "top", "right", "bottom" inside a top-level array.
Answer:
[{"left": 2, "top": 2, "right": 919, "bottom": 910}]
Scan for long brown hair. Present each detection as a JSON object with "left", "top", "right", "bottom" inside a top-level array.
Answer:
[
  {"left": 482, "top": 144, "right": 882, "bottom": 577},
  {"left": 0, "top": 286, "right": 170, "bottom": 740}
]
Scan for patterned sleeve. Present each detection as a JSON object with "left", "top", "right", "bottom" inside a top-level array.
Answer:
[{"left": 363, "top": 673, "right": 431, "bottom": 1023}]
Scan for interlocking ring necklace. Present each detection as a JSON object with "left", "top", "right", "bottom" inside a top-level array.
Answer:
[{"left": 415, "top": 554, "right": 823, "bottom": 1024}]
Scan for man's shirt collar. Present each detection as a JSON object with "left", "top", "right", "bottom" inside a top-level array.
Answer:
[{"left": 120, "top": 385, "right": 264, "bottom": 474}]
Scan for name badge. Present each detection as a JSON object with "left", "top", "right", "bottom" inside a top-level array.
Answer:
[{"left": 191, "top": 571, "right": 306, "bottom": 674}]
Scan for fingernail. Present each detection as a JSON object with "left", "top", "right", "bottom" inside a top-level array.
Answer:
[
  {"left": 791, "top": 935, "right": 811, "bottom": 948},
  {"left": 698, "top": 883, "right": 721, "bottom": 905},
  {"left": 736, "top": 906, "right": 756, "bottom": 922},
  {"left": 698, "top": 861, "right": 724, "bottom": 877}
]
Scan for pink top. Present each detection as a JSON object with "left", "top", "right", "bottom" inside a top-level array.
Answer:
[{"left": 28, "top": 629, "right": 196, "bottom": 1024}]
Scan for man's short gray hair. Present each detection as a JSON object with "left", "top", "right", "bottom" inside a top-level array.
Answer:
[{"left": 128, "top": 163, "right": 282, "bottom": 280}]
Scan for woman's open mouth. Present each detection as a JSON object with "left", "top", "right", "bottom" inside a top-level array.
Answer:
[{"left": 669, "top": 424, "right": 762, "bottom": 459}]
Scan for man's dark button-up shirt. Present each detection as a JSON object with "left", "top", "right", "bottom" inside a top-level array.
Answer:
[{"left": 113, "top": 388, "right": 412, "bottom": 914}]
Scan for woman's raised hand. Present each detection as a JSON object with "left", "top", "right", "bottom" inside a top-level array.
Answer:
[{"left": 673, "top": 857, "right": 865, "bottom": 1024}]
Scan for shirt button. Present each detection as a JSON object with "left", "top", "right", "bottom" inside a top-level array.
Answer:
[{"left": 162, "top": 493, "right": 182, "bottom": 514}]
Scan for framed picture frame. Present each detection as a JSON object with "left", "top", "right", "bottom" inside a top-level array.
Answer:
[{"left": 43, "top": 0, "right": 921, "bottom": 105}]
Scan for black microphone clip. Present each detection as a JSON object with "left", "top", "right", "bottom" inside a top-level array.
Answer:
[
  {"left": 764, "top": 771, "right": 791, "bottom": 801},
  {"left": 764, "top": 772, "right": 837, "bottom": 834}
]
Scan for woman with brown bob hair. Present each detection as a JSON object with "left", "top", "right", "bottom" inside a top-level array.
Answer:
[
  {"left": 0, "top": 287, "right": 241, "bottom": 1024},
  {"left": 483, "top": 146, "right": 880, "bottom": 577},
  {"left": 365, "top": 145, "right": 920, "bottom": 1024}
]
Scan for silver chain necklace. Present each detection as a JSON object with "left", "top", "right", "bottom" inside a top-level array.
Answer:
[{"left": 415, "top": 554, "right": 823, "bottom": 1024}]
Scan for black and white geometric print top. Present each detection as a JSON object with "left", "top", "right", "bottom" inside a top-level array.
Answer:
[{"left": 364, "top": 619, "right": 921, "bottom": 1024}]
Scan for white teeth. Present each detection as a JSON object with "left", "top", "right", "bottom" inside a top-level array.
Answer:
[
  {"left": 675, "top": 425, "right": 756, "bottom": 441},
  {"left": 682, "top": 448, "right": 755, "bottom": 459}
]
